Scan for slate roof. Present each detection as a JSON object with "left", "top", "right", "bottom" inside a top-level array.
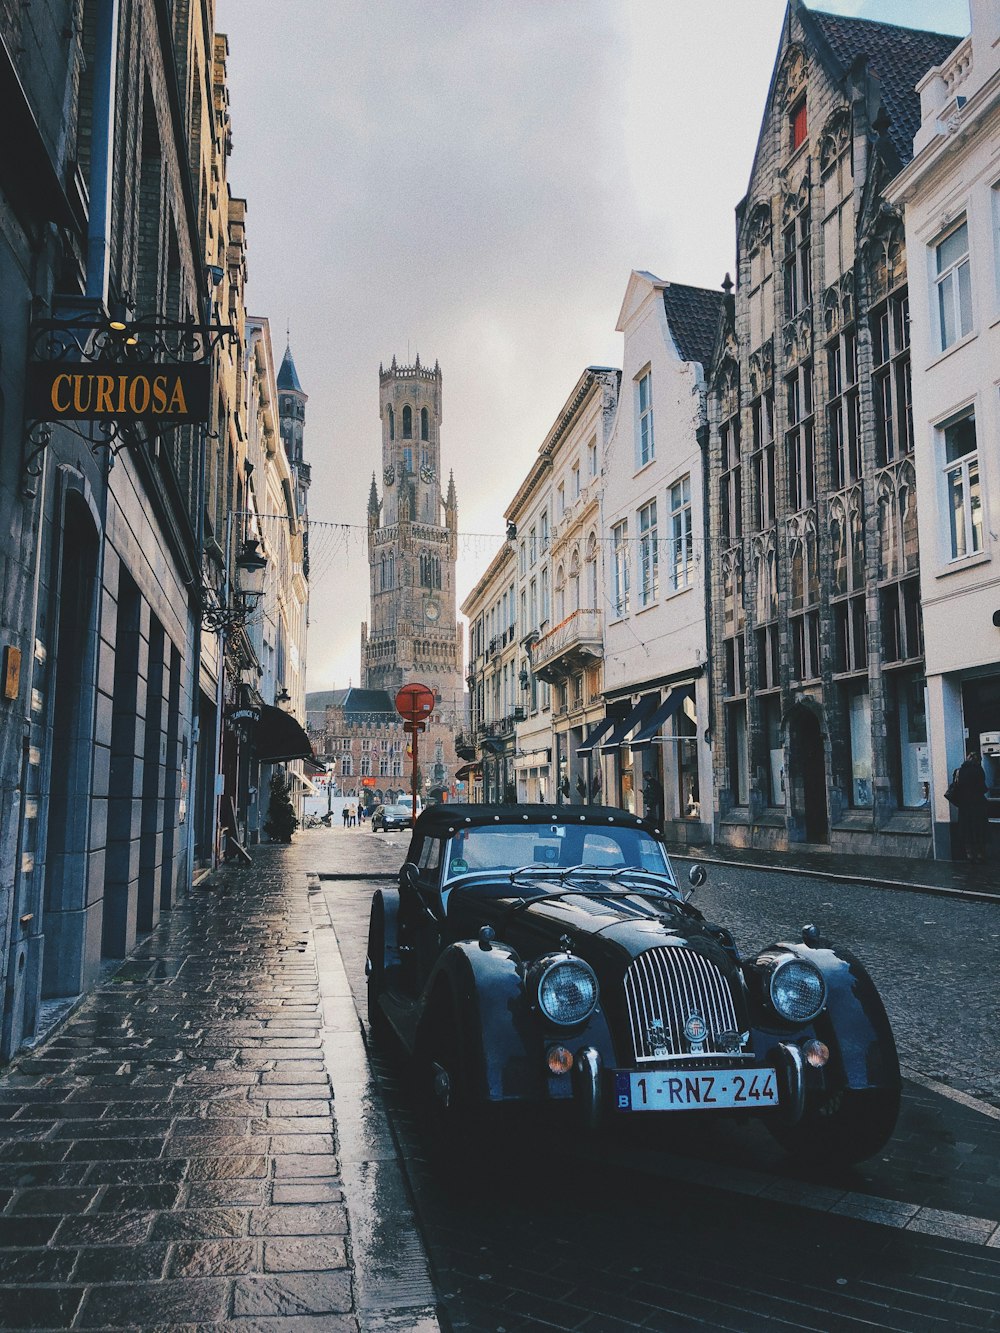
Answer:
[
  {"left": 661, "top": 284, "right": 725, "bottom": 369},
  {"left": 805, "top": 8, "right": 962, "bottom": 163},
  {"left": 329, "top": 687, "right": 396, "bottom": 717},
  {"left": 277, "top": 343, "right": 304, "bottom": 393}
]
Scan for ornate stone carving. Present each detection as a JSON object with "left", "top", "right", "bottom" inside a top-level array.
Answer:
[
  {"left": 864, "top": 209, "right": 906, "bottom": 303},
  {"left": 775, "top": 43, "right": 807, "bottom": 110},
  {"left": 819, "top": 108, "right": 852, "bottom": 173},
  {"left": 782, "top": 309, "right": 812, "bottom": 365},
  {"left": 822, "top": 271, "right": 855, "bottom": 337},
  {"left": 744, "top": 201, "right": 773, "bottom": 256},
  {"left": 748, "top": 339, "right": 774, "bottom": 398}
]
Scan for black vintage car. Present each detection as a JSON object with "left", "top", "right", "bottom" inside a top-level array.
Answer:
[{"left": 366, "top": 805, "right": 901, "bottom": 1165}]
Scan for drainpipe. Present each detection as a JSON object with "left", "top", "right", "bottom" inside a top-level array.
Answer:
[{"left": 86, "top": 0, "right": 119, "bottom": 304}]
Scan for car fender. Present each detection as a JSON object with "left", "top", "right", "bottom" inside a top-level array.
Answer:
[
  {"left": 418, "top": 940, "right": 537, "bottom": 1102},
  {"left": 756, "top": 941, "right": 900, "bottom": 1093},
  {"left": 368, "top": 888, "right": 401, "bottom": 983}
]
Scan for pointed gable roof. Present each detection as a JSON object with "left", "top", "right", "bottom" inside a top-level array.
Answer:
[
  {"left": 802, "top": 6, "right": 962, "bottom": 163},
  {"left": 661, "top": 283, "right": 725, "bottom": 369},
  {"left": 277, "top": 342, "right": 304, "bottom": 393}
]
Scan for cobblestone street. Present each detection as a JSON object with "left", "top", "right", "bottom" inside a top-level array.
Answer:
[
  {"left": 2, "top": 827, "right": 999, "bottom": 1331},
  {"left": 0, "top": 836, "right": 434, "bottom": 1331}
]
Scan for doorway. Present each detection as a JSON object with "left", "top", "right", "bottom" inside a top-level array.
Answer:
[{"left": 787, "top": 706, "right": 828, "bottom": 843}]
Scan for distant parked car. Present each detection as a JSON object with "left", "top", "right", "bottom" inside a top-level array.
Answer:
[
  {"left": 366, "top": 804, "right": 901, "bottom": 1166},
  {"left": 372, "top": 804, "right": 412, "bottom": 833}
]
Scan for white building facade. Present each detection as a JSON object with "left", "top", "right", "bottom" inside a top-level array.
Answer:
[
  {"left": 509, "top": 368, "right": 619, "bottom": 805},
  {"left": 885, "top": 0, "right": 1000, "bottom": 858},
  {"left": 591, "top": 273, "right": 722, "bottom": 843}
]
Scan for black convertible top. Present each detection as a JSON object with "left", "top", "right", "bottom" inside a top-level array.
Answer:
[{"left": 411, "top": 803, "right": 662, "bottom": 837}]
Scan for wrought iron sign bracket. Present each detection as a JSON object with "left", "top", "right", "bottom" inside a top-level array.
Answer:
[{"left": 21, "top": 308, "right": 237, "bottom": 498}]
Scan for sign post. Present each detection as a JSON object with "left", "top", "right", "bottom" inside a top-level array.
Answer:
[{"left": 394, "top": 682, "right": 436, "bottom": 828}]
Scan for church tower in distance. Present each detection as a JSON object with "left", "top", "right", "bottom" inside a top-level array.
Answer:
[{"left": 362, "top": 356, "right": 464, "bottom": 732}]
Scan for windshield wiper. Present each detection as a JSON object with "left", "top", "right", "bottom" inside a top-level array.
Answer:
[
  {"left": 608, "top": 865, "right": 678, "bottom": 893},
  {"left": 508, "top": 863, "right": 560, "bottom": 885}
]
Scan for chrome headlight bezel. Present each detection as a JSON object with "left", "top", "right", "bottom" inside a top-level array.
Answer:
[
  {"left": 765, "top": 953, "right": 827, "bottom": 1024},
  {"left": 530, "top": 953, "right": 599, "bottom": 1027}
]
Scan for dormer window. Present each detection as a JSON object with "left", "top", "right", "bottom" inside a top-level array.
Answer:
[{"left": 790, "top": 97, "right": 807, "bottom": 152}]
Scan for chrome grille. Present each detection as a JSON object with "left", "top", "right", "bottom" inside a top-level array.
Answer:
[{"left": 624, "top": 946, "right": 742, "bottom": 1063}]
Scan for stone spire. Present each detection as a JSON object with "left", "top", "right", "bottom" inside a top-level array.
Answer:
[{"left": 367, "top": 472, "right": 380, "bottom": 527}]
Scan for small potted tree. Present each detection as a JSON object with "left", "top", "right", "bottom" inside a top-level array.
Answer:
[{"left": 264, "top": 771, "right": 298, "bottom": 843}]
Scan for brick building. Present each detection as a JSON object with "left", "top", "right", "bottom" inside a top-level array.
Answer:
[{"left": 707, "top": 2, "right": 960, "bottom": 856}]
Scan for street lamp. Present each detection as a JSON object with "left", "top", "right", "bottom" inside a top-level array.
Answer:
[{"left": 234, "top": 536, "right": 267, "bottom": 608}]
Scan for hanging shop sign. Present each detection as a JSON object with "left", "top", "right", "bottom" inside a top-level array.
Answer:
[{"left": 26, "top": 362, "right": 211, "bottom": 423}]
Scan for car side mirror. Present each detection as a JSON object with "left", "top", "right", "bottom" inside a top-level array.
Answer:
[
  {"left": 400, "top": 862, "right": 420, "bottom": 891},
  {"left": 688, "top": 863, "right": 707, "bottom": 890}
]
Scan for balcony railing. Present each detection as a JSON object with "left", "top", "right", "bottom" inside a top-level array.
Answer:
[{"left": 528, "top": 608, "right": 602, "bottom": 683}]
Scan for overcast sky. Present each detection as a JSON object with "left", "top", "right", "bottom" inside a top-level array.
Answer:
[{"left": 215, "top": 0, "right": 969, "bottom": 695}]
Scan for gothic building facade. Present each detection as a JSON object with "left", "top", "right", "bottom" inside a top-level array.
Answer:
[{"left": 707, "top": 3, "right": 960, "bottom": 857}]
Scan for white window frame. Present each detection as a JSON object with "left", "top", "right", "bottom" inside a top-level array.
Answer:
[
  {"left": 588, "top": 438, "right": 598, "bottom": 477},
  {"left": 934, "top": 218, "right": 973, "bottom": 351},
  {"left": 572, "top": 460, "right": 581, "bottom": 499},
  {"left": 668, "top": 476, "right": 693, "bottom": 592},
  {"left": 940, "top": 406, "right": 983, "bottom": 562},
  {"left": 638, "top": 500, "right": 658, "bottom": 607},
  {"left": 636, "top": 369, "right": 654, "bottom": 469},
  {"left": 612, "top": 520, "right": 630, "bottom": 617}
]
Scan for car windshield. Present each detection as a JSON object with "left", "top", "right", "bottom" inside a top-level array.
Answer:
[
  {"left": 386, "top": 806, "right": 410, "bottom": 817},
  {"left": 442, "top": 822, "right": 673, "bottom": 885}
]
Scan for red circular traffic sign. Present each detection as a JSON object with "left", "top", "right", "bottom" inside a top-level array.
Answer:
[{"left": 395, "top": 682, "right": 435, "bottom": 723}]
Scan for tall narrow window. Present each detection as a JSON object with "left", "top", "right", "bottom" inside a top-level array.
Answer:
[
  {"left": 935, "top": 220, "right": 972, "bottom": 350},
  {"left": 942, "top": 410, "right": 983, "bottom": 560},
  {"left": 785, "top": 361, "right": 815, "bottom": 510},
  {"left": 751, "top": 392, "right": 776, "bottom": 528},
  {"left": 827, "top": 329, "right": 860, "bottom": 488},
  {"left": 402, "top": 405, "right": 412, "bottom": 438},
  {"left": 783, "top": 210, "right": 811, "bottom": 318},
  {"left": 669, "top": 476, "right": 693, "bottom": 592},
  {"left": 719, "top": 409, "right": 742, "bottom": 544},
  {"left": 387, "top": 406, "right": 394, "bottom": 439},
  {"left": 821, "top": 131, "right": 854, "bottom": 287},
  {"left": 539, "top": 511, "right": 549, "bottom": 552},
  {"left": 636, "top": 370, "right": 654, "bottom": 468},
  {"left": 871, "top": 296, "right": 912, "bottom": 468},
  {"left": 420, "top": 406, "right": 429, "bottom": 440},
  {"left": 790, "top": 96, "right": 807, "bottom": 153},
  {"left": 612, "top": 520, "right": 630, "bottom": 616},
  {"left": 638, "top": 500, "right": 658, "bottom": 606}
]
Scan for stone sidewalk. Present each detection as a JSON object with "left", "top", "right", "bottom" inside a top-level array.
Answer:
[
  {"left": 664, "top": 839, "right": 1000, "bottom": 901},
  {"left": 0, "top": 841, "right": 438, "bottom": 1331}
]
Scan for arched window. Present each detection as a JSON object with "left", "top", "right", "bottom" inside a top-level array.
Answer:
[
  {"left": 586, "top": 532, "right": 598, "bottom": 607},
  {"left": 388, "top": 406, "right": 395, "bottom": 440},
  {"left": 402, "top": 405, "right": 412, "bottom": 438},
  {"left": 421, "top": 407, "right": 429, "bottom": 440},
  {"left": 555, "top": 564, "right": 566, "bottom": 621},
  {"left": 341, "top": 754, "right": 353, "bottom": 777},
  {"left": 380, "top": 555, "right": 386, "bottom": 589}
]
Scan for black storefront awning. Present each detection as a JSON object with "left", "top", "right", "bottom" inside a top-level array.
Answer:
[
  {"left": 254, "top": 704, "right": 314, "bottom": 763},
  {"left": 455, "top": 762, "right": 482, "bottom": 781},
  {"left": 629, "top": 684, "right": 695, "bottom": 750},
  {"left": 576, "top": 713, "right": 620, "bottom": 759},
  {"left": 598, "top": 693, "right": 661, "bottom": 753}
]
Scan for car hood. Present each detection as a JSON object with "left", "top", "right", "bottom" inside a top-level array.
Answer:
[{"left": 448, "top": 879, "right": 729, "bottom": 967}]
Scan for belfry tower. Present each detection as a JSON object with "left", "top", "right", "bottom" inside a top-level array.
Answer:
[{"left": 361, "top": 357, "right": 464, "bottom": 728}]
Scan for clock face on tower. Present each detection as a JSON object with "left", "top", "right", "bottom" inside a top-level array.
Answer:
[
  {"left": 424, "top": 598, "right": 441, "bottom": 623},
  {"left": 383, "top": 465, "right": 395, "bottom": 486},
  {"left": 419, "top": 463, "right": 436, "bottom": 483}
]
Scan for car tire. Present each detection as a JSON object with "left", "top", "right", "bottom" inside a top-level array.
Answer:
[
  {"left": 365, "top": 904, "right": 392, "bottom": 1047},
  {"left": 766, "top": 1084, "right": 900, "bottom": 1167}
]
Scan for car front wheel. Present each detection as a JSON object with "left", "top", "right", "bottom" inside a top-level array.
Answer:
[{"left": 767, "top": 1085, "right": 900, "bottom": 1167}]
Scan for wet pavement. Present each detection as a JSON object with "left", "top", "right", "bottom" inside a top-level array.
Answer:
[
  {"left": 319, "top": 826, "right": 1000, "bottom": 1332},
  {"left": 3, "top": 824, "right": 998, "bottom": 1331},
  {"left": 0, "top": 837, "right": 437, "bottom": 1331}
]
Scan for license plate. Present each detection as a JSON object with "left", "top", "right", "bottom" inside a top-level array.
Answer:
[{"left": 615, "top": 1067, "right": 779, "bottom": 1112}]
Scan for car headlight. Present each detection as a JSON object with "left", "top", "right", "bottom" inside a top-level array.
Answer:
[
  {"left": 769, "top": 956, "right": 826, "bottom": 1023},
  {"left": 535, "top": 955, "right": 599, "bottom": 1026}
]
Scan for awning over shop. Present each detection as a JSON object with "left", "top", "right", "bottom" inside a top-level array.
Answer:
[
  {"left": 296, "top": 773, "right": 320, "bottom": 796},
  {"left": 253, "top": 704, "right": 314, "bottom": 763},
  {"left": 629, "top": 684, "right": 695, "bottom": 750},
  {"left": 576, "top": 713, "right": 620, "bottom": 759},
  {"left": 455, "top": 762, "right": 482, "bottom": 781},
  {"left": 599, "top": 693, "right": 660, "bottom": 753},
  {"left": 303, "top": 757, "right": 327, "bottom": 778}
]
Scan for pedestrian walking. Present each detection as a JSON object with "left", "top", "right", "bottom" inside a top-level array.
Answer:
[
  {"left": 342, "top": 804, "right": 350, "bottom": 828},
  {"left": 955, "top": 750, "right": 989, "bottom": 863},
  {"left": 349, "top": 803, "right": 357, "bottom": 827}
]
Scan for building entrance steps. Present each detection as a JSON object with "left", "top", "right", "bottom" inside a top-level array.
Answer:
[{"left": 0, "top": 833, "right": 438, "bottom": 1331}]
